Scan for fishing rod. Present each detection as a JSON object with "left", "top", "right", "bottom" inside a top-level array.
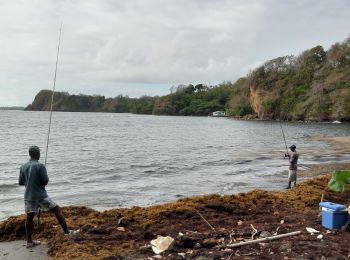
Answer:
[
  {"left": 279, "top": 120, "right": 289, "bottom": 157},
  {"left": 36, "top": 23, "right": 62, "bottom": 228},
  {"left": 44, "top": 23, "right": 62, "bottom": 166}
]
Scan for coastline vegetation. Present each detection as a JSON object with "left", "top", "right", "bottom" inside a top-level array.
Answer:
[
  {"left": 0, "top": 106, "right": 24, "bottom": 110},
  {"left": 26, "top": 36, "right": 350, "bottom": 121}
]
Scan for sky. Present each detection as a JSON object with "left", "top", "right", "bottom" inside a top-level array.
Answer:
[{"left": 0, "top": 0, "right": 349, "bottom": 106}]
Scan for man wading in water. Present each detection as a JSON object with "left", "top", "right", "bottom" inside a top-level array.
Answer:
[
  {"left": 19, "top": 145, "right": 77, "bottom": 248},
  {"left": 285, "top": 145, "right": 299, "bottom": 189}
]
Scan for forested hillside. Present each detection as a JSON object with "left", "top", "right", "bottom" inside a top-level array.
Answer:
[
  {"left": 241, "top": 38, "right": 350, "bottom": 121},
  {"left": 26, "top": 91, "right": 156, "bottom": 114},
  {"left": 26, "top": 36, "right": 350, "bottom": 121}
]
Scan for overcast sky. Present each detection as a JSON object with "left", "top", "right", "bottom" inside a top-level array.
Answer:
[{"left": 0, "top": 0, "right": 349, "bottom": 106}]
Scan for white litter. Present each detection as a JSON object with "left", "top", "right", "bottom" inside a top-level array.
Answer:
[
  {"left": 306, "top": 227, "right": 320, "bottom": 234},
  {"left": 151, "top": 236, "right": 175, "bottom": 254}
]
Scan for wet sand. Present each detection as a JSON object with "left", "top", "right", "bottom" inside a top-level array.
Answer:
[
  {"left": 0, "top": 240, "right": 48, "bottom": 260},
  {"left": 319, "top": 135, "right": 350, "bottom": 145},
  {"left": 316, "top": 135, "right": 350, "bottom": 152}
]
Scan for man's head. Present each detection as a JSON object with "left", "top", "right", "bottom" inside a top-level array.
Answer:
[
  {"left": 290, "top": 145, "right": 296, "bottom": 152},
  {"left": 29, "top": 146, "right": 40, "bottom": 160}
]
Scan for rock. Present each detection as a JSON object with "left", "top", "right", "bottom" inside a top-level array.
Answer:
[
  {"left": 259, "top": 231, "right": 271, "bottom": 238},
  {"left": 317, "top": 234, "right": 323, "bottom": 239},
  {"left": 177, "top": 236, "right": 199, "bottom": 248},
  {"left": 202, "top": 238, "right": 218, "bottom": 248},
  {"left": 116, "top": 227, "right": 126, "bottom": 232},
  {"left": 150, "top": 236, "right": 175, "bottom": 254}
]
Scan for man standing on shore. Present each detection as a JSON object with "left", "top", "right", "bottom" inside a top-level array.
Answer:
[
  {"left": 19, "top": 145, "right": 74, "bottom": 248},
  {"left": 285, "top": 145, "right": 299, "bottom": 189}
]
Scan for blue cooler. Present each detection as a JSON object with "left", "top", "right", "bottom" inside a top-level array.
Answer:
[{"left": 319, "top": 202, "right": 349, "bottom": 229}]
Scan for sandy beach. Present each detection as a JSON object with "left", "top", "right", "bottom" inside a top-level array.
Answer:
[
  {"left": 319, "top": 136, "right": 350, "bottom": 145},
  {"left": 316, "top": 135, "right": 350, "bottom": 153},
  {"left": 0, "top": 240, "right": 48, "bottom": 260}
]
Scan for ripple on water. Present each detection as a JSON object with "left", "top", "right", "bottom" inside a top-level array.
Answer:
[
  {"left": 0, "top": 183, "right": 18, "bottom": 192},
  {"left": 1, "top": 111, "right": 350, "bottom": 220}
]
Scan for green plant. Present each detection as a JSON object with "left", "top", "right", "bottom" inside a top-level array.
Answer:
[{"left": 328, "top": 170, "right": 350, "bottom": 192}]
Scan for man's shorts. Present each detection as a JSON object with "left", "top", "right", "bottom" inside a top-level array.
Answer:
[
  {"left": 288, "top": 170, "right": 297, "bottom": 182},
  {"left": 25, "top": 197, "right": 57, "bottom": 213}
]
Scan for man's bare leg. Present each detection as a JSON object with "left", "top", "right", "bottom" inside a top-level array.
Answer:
[
  {"left": 51, "top": 206, "right": 69, "bottom": 234},
  {"left": 25, "top": 212, "right": 35, "bottom": 243},
  {"left": 286, "top": 181, "right": 291, "bottom": 189}
]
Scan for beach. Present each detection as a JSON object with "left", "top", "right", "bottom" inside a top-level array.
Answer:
[
  {"left": 1, "top": 159, "right": 350, "bottom": 259},
  {"left": 1, "top": 135, "right": 350, "bottom": 259},
  {"left": 0, "top": 240, "right": 48, "bottom": 260}
]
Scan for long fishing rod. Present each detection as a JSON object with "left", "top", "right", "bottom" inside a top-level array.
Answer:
[
  {"left": 279, "top": 120, "right": 289, "bottom": 156},
  {"left": 44, "top": 23, "right": 62, "bottom": 166}
]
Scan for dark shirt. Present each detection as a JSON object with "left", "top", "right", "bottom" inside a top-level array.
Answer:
[
  {"left": 289, "top": 151, "right": 299, "bottom": 170},
  {"left": 19, "top": 159, "right": 49, "bottom": 201}
]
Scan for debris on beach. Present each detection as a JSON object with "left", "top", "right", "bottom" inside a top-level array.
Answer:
[
  {"left": 306, "top": 227, "right": 320, "bottom": 234},
  {"left": 150, "top": 236, "right": 175, "bottom": 254},
  {"left": 317, "top": 234, "right": 323, "bottom": 239}
]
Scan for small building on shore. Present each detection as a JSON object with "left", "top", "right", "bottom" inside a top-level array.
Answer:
[{"left": 211, "top": 111, "right": 226, "bottom": 117}]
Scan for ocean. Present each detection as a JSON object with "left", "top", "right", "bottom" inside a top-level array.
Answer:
[{"left": 1, "top": 110, "right": 350, "bottom": 220}]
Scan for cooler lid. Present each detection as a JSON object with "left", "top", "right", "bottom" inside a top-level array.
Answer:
[{"left": 319, "top": 201, "right": 346, "bottom": 210}]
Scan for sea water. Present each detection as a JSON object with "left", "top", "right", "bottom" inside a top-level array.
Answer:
[{"left": 1, "top": 110, "right": 350, "bottom": 220}]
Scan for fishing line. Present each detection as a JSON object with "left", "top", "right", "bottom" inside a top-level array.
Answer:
[{"left": 44, "top": 23, "right": 62, "bottom": 166}]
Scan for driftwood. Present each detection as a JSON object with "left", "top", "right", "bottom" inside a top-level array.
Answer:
[
  {"left": 217, "top": 231, "right": 301, "bottom": 249},
  {"left": 250, "top": 224, "right": 258, "bottom": 239},
  {"left": 194, "top": 209, "right": 216, "bottom": 232}
]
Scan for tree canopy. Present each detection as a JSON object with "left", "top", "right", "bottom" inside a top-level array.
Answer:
[{"left": 26, "top": 36, "right": 350, "bottom": 122}]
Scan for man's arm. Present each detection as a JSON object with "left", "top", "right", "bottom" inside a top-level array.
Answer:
[
  {"left": 19, "top": 167, "right": 25, "bottom": 186},
  {"left": 40, "top": 165, "right": 49, "bottom": 186}
]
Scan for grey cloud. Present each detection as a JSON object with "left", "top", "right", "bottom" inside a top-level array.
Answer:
[{"left": 0, "top": 0, "right": 349, "bottom": 106}]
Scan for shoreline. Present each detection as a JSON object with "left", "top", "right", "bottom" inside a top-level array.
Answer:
[
  {"left": 1, "top": 160, "right": 350, "bottom": 259},
  {"left": 4, "top": 109, "right": 350, "bottom": 123},
  {"left": 317, "top": 135, "right": 350, "bottom": 146},
  {"left": 1, "top": 136, "right": 349, "bottom": 259}
]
